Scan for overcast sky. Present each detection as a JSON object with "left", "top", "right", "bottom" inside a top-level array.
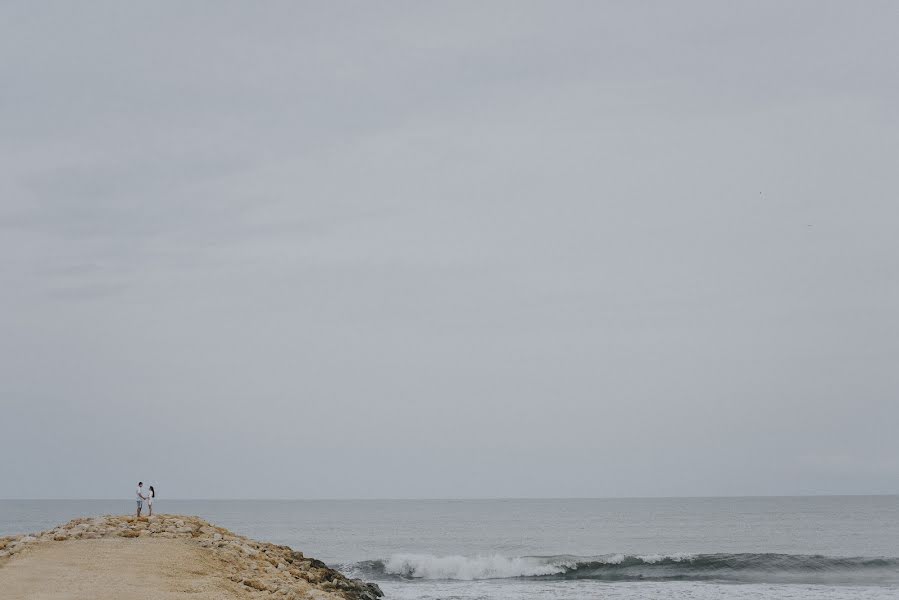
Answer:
[{"left": 2, "top": 2, "right": 898, "bottom": 499}]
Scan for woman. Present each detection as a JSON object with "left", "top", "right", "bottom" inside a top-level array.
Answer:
[{"left": 147, "top": 485, "right": 156, "bottom": 516}]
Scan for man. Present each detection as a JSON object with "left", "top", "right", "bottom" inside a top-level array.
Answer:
[{"left": 136, "top": 481, "right": 147, "bottom": 517}]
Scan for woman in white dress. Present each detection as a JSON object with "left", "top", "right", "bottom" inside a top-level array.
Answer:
[{"left": 147, "top": 486, "right": 155, "bottom": 516}]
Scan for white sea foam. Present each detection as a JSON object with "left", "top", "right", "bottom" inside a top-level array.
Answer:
[
  {"left": 637, "top": 552, "right": 696, "bottom": 564},
  {"left": 384, "top": 554, "right": 576, "bottom": 580},
  {"left": 381, "top": 553, "right": 700, "bottom": 580}
]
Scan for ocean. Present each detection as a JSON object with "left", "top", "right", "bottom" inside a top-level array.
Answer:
[{"left": 2, "top": 497, "right": 898, "bottom": 599}]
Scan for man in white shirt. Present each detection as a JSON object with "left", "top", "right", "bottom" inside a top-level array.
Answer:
[{"left": 136, "top": 482, "right": 147, "bottom": 517}]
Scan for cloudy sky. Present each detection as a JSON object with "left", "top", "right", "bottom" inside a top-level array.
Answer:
[{"left": 2, "top": 2, "right": 897, "bottom": 499}]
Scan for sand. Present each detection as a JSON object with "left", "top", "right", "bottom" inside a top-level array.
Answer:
[
  {"left": 0, "top": 515, "right": 381, "bottom": 600},
  {"left": 0, "top": 537, "right": 251, "bottom": 600}
]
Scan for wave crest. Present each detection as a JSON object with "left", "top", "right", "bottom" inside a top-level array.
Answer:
[
  {"left": 346, "top": 552, "right": 899, "bottom": 583},
  {"left": 384, "top": 554, "right": 578, "bottom": 580}
]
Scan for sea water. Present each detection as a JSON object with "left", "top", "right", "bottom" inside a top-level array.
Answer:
[{"left": 2, "top": 497, "right": 898, "bottom": 599}]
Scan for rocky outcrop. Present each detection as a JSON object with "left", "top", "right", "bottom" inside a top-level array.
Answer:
[{"left": 0, "top": 514, "right": 382, "bottom": 600}]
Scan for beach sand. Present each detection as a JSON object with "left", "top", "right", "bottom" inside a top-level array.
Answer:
[
  {"left": 0, "top": 537, "right": 249, "bottom": 600},
  {"left": 0, "top": 515, "right": 381, "bottom": 600}
]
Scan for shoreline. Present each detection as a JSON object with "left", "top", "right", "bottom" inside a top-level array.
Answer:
[{"left": 0, "top": 514, "right": 382, "bottom": 600}]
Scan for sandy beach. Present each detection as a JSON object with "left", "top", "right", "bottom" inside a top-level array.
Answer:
[
  {"left": 0, "top": 537, "right": 249, "bottom": 600},
  {"left": 0, "top": 515, "right": 381, "bottom": 600}
]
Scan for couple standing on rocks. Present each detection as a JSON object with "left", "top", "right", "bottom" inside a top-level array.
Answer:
[{"left": 135, "top": 482, "right": 156, "bottom": 517}]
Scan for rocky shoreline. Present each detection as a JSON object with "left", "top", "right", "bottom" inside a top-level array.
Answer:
[{"left": 0, "top": 514, "right": 382, "bottom": 600}]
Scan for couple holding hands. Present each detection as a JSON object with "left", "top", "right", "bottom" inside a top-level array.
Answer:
[{"left": 135, "top": 481, "right": 156, "bottom": 517}]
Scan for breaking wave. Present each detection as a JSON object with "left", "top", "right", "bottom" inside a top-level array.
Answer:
[{"left": 344, "top": 553, "right": 899, "bottom": 583}]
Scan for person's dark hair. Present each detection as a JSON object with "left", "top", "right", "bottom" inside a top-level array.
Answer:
[
  {"left": 138, "top": 482, "right": 143, "bottom": 486},
  {"left": 149, "top": 486, "right": 155, "bottom": 497}
]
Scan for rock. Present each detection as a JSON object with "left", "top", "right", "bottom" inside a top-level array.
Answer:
[
  {"left": 1, "top": 514, "right": 383, "bottom": 600},
  {"left": 358, "top": 582, "right": 384, "bottom": 600},
  {"left": 243, "top": 578, "right": 268, "bottom": 591}
]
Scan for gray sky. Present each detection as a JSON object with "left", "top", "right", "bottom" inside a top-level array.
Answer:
[{"left": 2, "top": 1, "right": 898, "bottom": 499}]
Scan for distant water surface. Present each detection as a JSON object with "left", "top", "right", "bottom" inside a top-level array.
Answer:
[{"left": 2, "top": 497, "right": 898, "bottom": 599}]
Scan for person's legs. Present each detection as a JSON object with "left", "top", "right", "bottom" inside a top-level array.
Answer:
[
  {"left": 148, "top": 501, "right": 152, "bottom": 516},
  {"left": 136, "top": 500, "right": 142, "bottom": 518}
]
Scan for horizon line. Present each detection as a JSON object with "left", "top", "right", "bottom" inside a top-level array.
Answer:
[{"left": 3, "top": 493, "right": 898, "bottom": 501}]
